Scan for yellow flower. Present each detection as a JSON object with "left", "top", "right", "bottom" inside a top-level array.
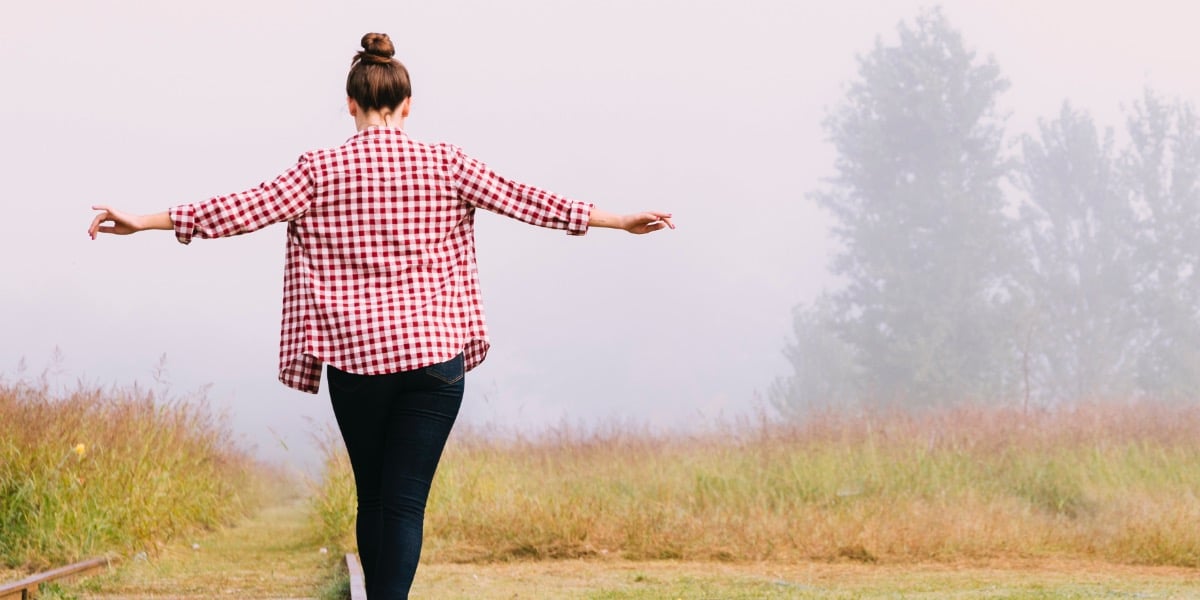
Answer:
[{"left": 73, "top": 443, "right": 86, "bottom": 459}]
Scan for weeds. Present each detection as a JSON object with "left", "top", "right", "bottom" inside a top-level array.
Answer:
[
  {"left": 309, "top": 402, "right": 1200, "bottom": 567},
  {"left": 317, "top": 562, "right": 351, "bottom": 600},
  {"left": 0, "top": 378, "right": 275, "bottom": 569},
  {"left": 305, "top": 424, "right": 356, "bottom": 554}
]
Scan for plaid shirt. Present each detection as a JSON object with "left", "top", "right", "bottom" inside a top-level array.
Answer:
[{"left": 170, "top": 127, "right": 593, "bottom": 393}]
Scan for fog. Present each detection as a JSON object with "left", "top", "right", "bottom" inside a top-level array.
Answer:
[{"left": 3, "top": 1, "right": 1200, "bottom": 467}]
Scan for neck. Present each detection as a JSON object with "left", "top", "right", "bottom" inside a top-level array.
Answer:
[{"left": 355, "top": 109, "right": 405, "bottom": 131}]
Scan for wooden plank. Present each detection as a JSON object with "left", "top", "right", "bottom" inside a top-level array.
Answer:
[
  {"left": 0, "top": 556, "right": 112, "bottom": 600},
  {"left": 345, "top": 553, "right": 367, "bottom": 600}
]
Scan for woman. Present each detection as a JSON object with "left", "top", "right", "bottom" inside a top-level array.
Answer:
[{"left": 88, "top": 32, "right": 672, "bottom": 598}]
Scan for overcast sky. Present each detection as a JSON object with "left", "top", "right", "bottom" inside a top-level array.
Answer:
[{"left": 3, "top": 1, "right": 1200, "bottom": 467}]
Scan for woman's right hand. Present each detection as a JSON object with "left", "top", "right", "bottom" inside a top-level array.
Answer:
[
  {"left": 89, "top": 205, "right": 142, "bottom": 239},
  {"left": 88, "top": 207, "right": 172, "bottom": 239}
]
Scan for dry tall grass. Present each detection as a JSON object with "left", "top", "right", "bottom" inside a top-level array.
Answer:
[
  {"left": 307, "top": 423, "right": 356, "bottom": 553},
  {"left": 0, "top": 378, "right": 276, "bottom": 569},
  {"left": 312, "top": 402, "right": 1200, "bottom": 567}
]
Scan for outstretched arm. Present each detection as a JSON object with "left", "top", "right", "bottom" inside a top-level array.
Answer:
[
  {"left": 88, "top": 157, "right": 313, "bottom": 243},
  {"left": 453, "top": 146, "right": 674, "bottom": 236}
]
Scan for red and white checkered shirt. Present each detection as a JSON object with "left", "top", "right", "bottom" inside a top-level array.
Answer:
[{"left": 170, "top": 127, "right": 593, "bottom": 393}]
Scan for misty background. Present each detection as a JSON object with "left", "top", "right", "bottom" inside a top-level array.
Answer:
[{"left": 3, "top": 1, "right": 1200, "bottom": 467}]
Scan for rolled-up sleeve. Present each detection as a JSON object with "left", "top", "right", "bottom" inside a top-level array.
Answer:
[
  {"left": 450, "top": 145, "right": 592, "bottom": 236},
  {"left": 171, "top": 156, "right": 314, "bottom": 245}
]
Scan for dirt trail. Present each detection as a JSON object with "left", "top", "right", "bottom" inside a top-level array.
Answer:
[
  {"left": 411, "top": 558, "right": 1200, "bottom": 599},
  {"left": 72, "top": 501, "right": 329, "bottom": 600},
  {"left": 54, "top": 505, "right": 1200, "bottom": 599}
]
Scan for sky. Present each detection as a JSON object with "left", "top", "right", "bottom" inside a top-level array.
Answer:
[{"left": 3, "top": 0, "right": 1200, "bottom": 468}]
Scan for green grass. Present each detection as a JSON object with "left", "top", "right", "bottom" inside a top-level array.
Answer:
[
  {"left": 0, "top": 377, "right": 285, "bottom": 570},
  {"left": 317, "top": 566, "right": 351, "bottom": 600},
  {"left": 49, "top": 502, "right": 333, "bottom": 599}
]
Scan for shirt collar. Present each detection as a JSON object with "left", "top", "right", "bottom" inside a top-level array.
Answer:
[{"left": 347, "top": 126, "right": 408, "bottom": 143}]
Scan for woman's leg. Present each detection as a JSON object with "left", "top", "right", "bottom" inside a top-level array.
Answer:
[
  {"left": 328, "top": 356, "right": 464, "bottom": 599},
  {"left": 373, "top": 359, "right": 463, "bottom": 597},
  {"left": 328, "top": 367, "right": 394, "bottom": 592}
]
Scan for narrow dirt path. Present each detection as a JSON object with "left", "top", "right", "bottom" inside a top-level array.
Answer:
[
  {"left": 72, "top": 501, "right": 331, "bottom": 600},
  {"left": 411, "top": 559, "right": 1200, "bottom": 599},
  {"left": 51, "top": 503, "right": 1200, "bottom": 598}
]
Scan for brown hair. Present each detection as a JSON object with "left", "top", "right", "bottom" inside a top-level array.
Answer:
[{"left": 346, "top": 33, "right": 411, "bottom": 111}]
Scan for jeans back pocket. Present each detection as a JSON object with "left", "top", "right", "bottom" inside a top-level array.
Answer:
[{"left": 425, "top": 354, "right": 465, "bottom": 385}]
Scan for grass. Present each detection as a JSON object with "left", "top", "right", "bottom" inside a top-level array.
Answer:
[
  {"left": 54, "top": 501, "right": 333, "bottom": 599},
  {"left": 306, "top": 424, "right": 357, "bottom": 555},
  {"left": 312, "top": 401, "right": 1200, "bottom": 568},
  {"left": 409, "top": 559, "right": 1200, "bottom": 598},
  {"left": 45, "top": 514, "right": 1200, "bottom": 598},
  {"left": 0, "top": 376, "right": 285, "bottom": 570},
  {"left": 16, "top": 397, "right": 1199, "bottom": 598}
]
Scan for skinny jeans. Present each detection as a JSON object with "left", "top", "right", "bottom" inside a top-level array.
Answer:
[{"left": 327, "top": 354, "right": 464, "bottom": 599}]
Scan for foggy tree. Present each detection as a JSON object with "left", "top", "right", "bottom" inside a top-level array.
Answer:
[
  {"left": 774, "top": 11, "right": 1200, "bottom": 415},
  {"left": 786, "top": 8, "right": 1017, "bottom": 409},
  {"left": 1121, "top": 91, "right": 1200, "bottom": 401},
  {"left": 1015, "top": 104, "right": 1140, "bottom": 404},
  {"left": 771, "top": 296, "right": 861, "bottom": 418}
]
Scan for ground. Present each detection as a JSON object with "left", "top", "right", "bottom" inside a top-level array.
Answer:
[
  {"left": 414, "top": 559, "right": 1200, "bottom": 599},
  {"left": 57, "top": 502, "right": 329, "bottom": 600},
  {"left": 11, "top": 503, "right": 1199, "bottom": 599}
]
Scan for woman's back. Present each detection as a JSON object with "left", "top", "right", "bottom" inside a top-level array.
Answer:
[{"left": 292, "top": 127, "right": 488, "bottom": 390}]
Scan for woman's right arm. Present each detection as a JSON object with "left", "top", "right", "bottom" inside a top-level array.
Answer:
[{"left": 88, "top": 157, "right": 314, "bottom": 243}]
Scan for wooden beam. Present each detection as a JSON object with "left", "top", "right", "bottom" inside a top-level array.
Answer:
[
  {"left": 0, "top": 557, "right": 112, "bottom": 600},
  {"left": 345, "top": 553, "right": 367, "bottom": 600}
]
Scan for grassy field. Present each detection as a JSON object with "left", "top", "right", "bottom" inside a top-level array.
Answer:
[
  {"left": 59, "top": 501, "right": 331, "bottom": 600},
  {"left": 314, "top": 401, "right": 1200, "bottom": 568},
  {"left": 35, "top": 503, "right": 1200, "bottom": 599},
  {"left": 411, "top": 558, "right": 1200, "bottom": 598},
  {"left": 0, "top": 377, "right": 283, "bottom": 570},
  {"left": 8, "top": 395, "right": 1199, "bottom": 598}
]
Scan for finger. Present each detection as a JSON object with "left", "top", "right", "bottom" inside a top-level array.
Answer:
[
  {"left": 641, "top": 212, "right": 674, "bottom": 231},
  {"left": 88, "top": 212, "right": 109, "bottom": 239},
  {"left": 98, "top": 225, "right": 118, "bottom": 234},
  {"left": 639, "top": 216, "right": 673, "bottom": 233},
  {"left": 638, "top": 211, "right": 672, "bottom": 224},
  {"left": 633, "top": 222, "right": 667, "bottom": 235}
]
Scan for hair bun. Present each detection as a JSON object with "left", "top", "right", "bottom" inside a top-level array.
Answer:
[{"left": 359, "top": 33, "right": 395, "bottom": 63}]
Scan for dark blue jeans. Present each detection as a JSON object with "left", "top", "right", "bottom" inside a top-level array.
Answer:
[{"left": 328, "top": 354, "right": 464, "bottom": 600}]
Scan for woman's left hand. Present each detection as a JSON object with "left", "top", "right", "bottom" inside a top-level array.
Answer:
[{"left": 621, "top": 211, "right": 675, "bottom": 235}]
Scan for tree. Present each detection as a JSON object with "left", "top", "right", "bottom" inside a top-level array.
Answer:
[
  {"left": 800, "top": 8, "right": 1017, "bottom": 409},
  {"left": 1015, "top": 103, "right": 1139, "bottom": 404},
  {"left": 1121, "top": 91, "right": 1200, "bottom": 401},
  {"left": 771, "top": 296, "right": 861, "bottom": 418}
]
